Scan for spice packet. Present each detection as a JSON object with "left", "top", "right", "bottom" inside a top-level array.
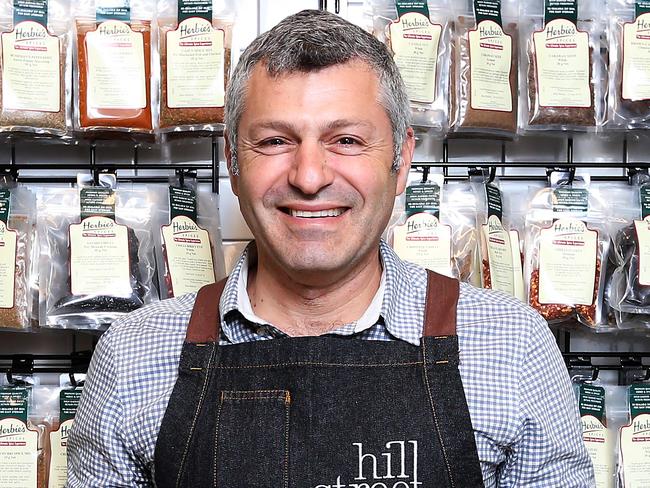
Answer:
[
  {"left": 519, "top": 0, "right": 607, "bottom": 132},
  {"left": 152, "top": 176, "right": 225, "bottom": 299},
  {"left": 449, "top": 0, "right": 519, "bottom": 138},
  {"left": 369, "top": 0, "right": 452, "bottom": 131},
  {"left": 387, "top": 173, "right": 479, "bottom": 284},
  {"left": 618, "top": 382, "right": 650, "bottom": 488},
  {"left": 606, "top": 0, "right": 650, "bottom": 129},
  {"left": 38, "top": 174, "right": 157, "bottom": 329},
  {"left": 0, "top": 0, "right": 72, "bottom": 137},
  {"left": 523, "top": 173, "right": 611, "bottom": 327},
  {"left": 0, "top": 183, "right": 35, "bottom": 331},
  {"left": 471, "top": 174, "right": 525, "bottom": 300},
  {"left": 156, "top": 0, "right": 234, "bottom": 136},
  {"left": 73, "top": 0, "right": 157, "bottom": 137}
]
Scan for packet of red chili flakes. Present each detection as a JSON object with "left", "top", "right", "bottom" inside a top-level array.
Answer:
[{"left": 523, "top": 172, "right": 612, "bottom": 328}]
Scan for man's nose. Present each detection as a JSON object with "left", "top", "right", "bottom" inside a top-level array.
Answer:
[{"left": 288, "top": 141, "right": 334, "bottom": 195}]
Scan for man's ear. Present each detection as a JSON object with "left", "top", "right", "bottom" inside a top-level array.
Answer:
[
  {"left": 395, "top": 127, "right": 415, "bottom": 196},
  {"left": 224, "top": 131, "right": 239, "bottom": 196}
]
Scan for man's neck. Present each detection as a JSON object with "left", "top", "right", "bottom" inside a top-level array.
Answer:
[{"left": 246, "top": 251, "right": 383, "bottom": 337}]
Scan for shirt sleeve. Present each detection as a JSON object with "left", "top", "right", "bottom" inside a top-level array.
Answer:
[
  {"left": 66, "top": 329, "right": 153, "bottom": 487},
  {"left": 498, "top": 313, "right": 596, "bottom": 487}
]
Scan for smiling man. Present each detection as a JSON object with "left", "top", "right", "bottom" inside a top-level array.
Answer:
[{"left": 67, "top": 9, "right": 594, "bottom": 488}]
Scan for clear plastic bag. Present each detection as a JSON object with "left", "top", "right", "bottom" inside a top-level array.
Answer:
[
  {"left": 38, "top": 180, "right": 157, "bottom": 329},
  {"left": 449, "top": 0, "right": 519, "bottom": 138},
  {"left": 518, "top": 0, "right": 607, "bottom": 132},
  {"left": 368, "top": 0, "right": 452, "bottom": 131},
  {"left": 156, "top": 0, "right": 235, "bottom": 135},
  {"left": 0, "top": 0, "right": 72, "bottom": 136},
  {"left": 618, "top": 381, "right": 650, "bottom": 488},
  {"left": 73, "top": 0, "right": 157, "bottom": 136}
]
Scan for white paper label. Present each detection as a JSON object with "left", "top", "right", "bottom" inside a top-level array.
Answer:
[
  {"left": 161, "top": 216, "right": 215, "bottom": 297},
  {"left": 533, "top": 19, "right": 591, "bottom": 108},
  {"left": 581, "top": 415, "right": 614, "bottom": 488},
  {"left": 392, "top": 213, "right": 452, "bottom": 277},
  {"left": 69, "top": 216, "right": 131, "bottom": 297},
  {"left": 0, "top": 21, "right": 60, "bottom": 112},
  {"left": 538, "top": 218, "right": 597, "bottom": 305},
  {"left": 166, "top": 18, "right": 225, "bottom": 108},
  {"left": 623, "top": 14, "right": 650, "bottom": 101},
  {"left": 388, "top": 12, "right": 442, "bottom": 104},
  {"left": 509, "top": 229, "right": 525, "bottom": 302},
  {"left": 468, "top": 20, "right": 513, "bottom": 112},
  {"left": 48, "top": 419, "right": 73, "bottom": 488},
  {"left": 620, "top": 413, "right": 650, "bottom": 487},
  {"left": 0, "top": 418, "right": 38, "bottom": 488},
  {"left": 0, "top": 221, "right": 16, "bottom": 309},
  {"left": 635, "top": 217, "right": 650, "bottom": 286},
  {"left": 482, "top": 215, "right": 515, "bottom": 295},
  {"left": 86, "top": 20, "right": 146, "bottom": 109}
]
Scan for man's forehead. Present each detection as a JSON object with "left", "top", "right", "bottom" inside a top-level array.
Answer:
[{"left": 249, "top": 58, "right": 379, "bottom": 85}]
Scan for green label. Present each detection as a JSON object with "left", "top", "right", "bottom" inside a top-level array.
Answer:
[
  {"left": 13, "top": 0, "right": 47, "bottom": 25},
  {"left": 80, "top": 187, "right": 116, "bottom": 220},
  {"left": 552, "top": 188, "right": 589, "bottom": 213},
  {"left": 637, "top": 1, "right": 650, "bottom": 17},
  {"left": 96, "top": 0, "right": 130, "bottom": 23},
  {"left": 0, "top": 189, "right": 10, "bottom": 225},
  {"left": 544, "top": 0, "right": 578, "bottom": 25},
  {"left": 0, "top": 387, "right": 28, "bottom": 423},
  {"left": 630, "top": 384, "right": 650, "bottom": 419},
  {"left": 579, "top": 384, "right": 606, "bottom": 424},
  {"left": 60, "top": 389, "right": 82, "bottom": 422},
  {"left": 485, "top": 183, "right": 503, "bottom": 220},
  {"left": 405, "top": 184, "right": 439, "bottom": 217},
  {"left": 473, "top": 0, "right": 502, "bottom": 26},
  {"left": 395, "top": 0, "right": 430, "bottom": 18},
  {"left": 178, "top": 0, "right": 212, "bottom": 22},
  {"left": 641, "top": 186, "right": 650, "bottom": 219},
  {"left": 169, "top": 186, "right": 198, "bottom": 221}
]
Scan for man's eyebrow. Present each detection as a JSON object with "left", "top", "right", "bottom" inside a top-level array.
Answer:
[
  {"left": 248, "top": 119, "right": 375, "bottom": 134},
  {"left": 324, "top": 119, "right": 374, "bottom": 131}
]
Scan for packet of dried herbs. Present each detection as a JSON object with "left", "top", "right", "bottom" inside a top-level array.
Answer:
[
  {"left": 151, "top": 175, "right": 226, "bottom": 299},
  {"left": 618, "top": 382, "right": 650, "bottom": 488},
  {"left": 518, "top": 0, "right": 606, "bottom": 132},
  {"left": 523, "top": 172, "right": 611, "bottom": 328},
  {"left": 0, "top": 0, "right": 72, "bottom": 137},
  {"left": 38, "top": 174, "right": 157, "bottom": 330},
  {"left": 449, "top": 0, "right": 519, "bottom": 138},
  {"left": 0, "top": 183, "right": 35, "bottom": 331},
  {"left": 368, "top": 0, "right": 452, "bottom": 132},
  {"left": 157, "top": 0, "right": 235, "bottom": 136}
]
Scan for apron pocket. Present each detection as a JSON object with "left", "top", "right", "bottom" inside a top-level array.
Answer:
[{"left": 214, "top": 389, "right": 291, "bottom": 488}]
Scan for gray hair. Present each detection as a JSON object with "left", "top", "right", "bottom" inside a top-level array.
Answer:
[{"left": 224, "top": 9, "right": 411, "bottom": 175}]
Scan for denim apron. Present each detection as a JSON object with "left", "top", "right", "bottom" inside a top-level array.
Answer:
[{"left": 154, "top": 269, "right": 483, "bottom": 487}]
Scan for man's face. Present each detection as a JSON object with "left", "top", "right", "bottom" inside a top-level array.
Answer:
[{"left": 228, "top": 60, "right": 413, "bottom": 284}]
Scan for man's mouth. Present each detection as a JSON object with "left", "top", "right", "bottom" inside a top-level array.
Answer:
[{"left": 282, "top": 208, "right": 347, "bottom": 218}]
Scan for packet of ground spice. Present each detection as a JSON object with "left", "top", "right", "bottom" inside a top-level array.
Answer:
[
  {"left": 0, "top": 0, "right": 72, "bottom": 137},
  {"left": 0, "top": 184, "right": 35, "bottom": 331},
  {"left": 369, "top": 0, "right": 452, "bottom": 132},
  {"left": 606, "top": 0, "right": 650, "bottom": 129},
  {"left": 449, "top": 0, "right": 518, "bottom": 138},
  {"left": 157, "top": 0, "right": 235, "bottom": 136},
  {"left": 523, "top": 173, "right": 612, "bottom": 328},
  {"left": 519, "top": 0, "right": 606, "bottom": 132},
  {"left": 73, "top": 0, "right": 156, "bottom": 136}
]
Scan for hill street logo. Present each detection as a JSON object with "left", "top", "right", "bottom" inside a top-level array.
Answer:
[{"left": 313, "top": 441, "right": 421, "bottom": 488}]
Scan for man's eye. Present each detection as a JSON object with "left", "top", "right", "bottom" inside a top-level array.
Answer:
[
  {"left": 263, "top": 138, "right": 286, "bottom": 146},
  {"left": 338, "top": 137, "right": 358, "bottom": 145}
]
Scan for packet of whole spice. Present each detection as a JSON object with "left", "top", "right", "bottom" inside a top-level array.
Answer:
[
  {"left": 618, "top": 382, "right": 650, "bottom": 488},
  {"left": 151, "top": 175, "right": 225, "bottom": 299},
  {"left": 519, "top": 0, "right": 606, "bottom": 132},
  {"left": 471, "top": 173, "right": 525, "bottom": 300},
  {"left": 0, "top": 0, "right": 72, "bottom": 137},
  {"left": 388, "top": 173, "right": 479, "bottom": 285},
  {"left": 449, "top": 0, "right": 519, "bottom": 138},
  {"left": 606, "top": 0, "right": 650, "bottom": 129},
  {"left": 156, "top": 0, "right": 235, "bottom": 136},
  {"left": 38, "top": 174, "right": 157, "bottom": 329},
  {"left": 73, "top": 0, "right": 157, "bottom": 136},
  {"left": 0, "top": 182, "right": 35, "bottom": 331},
  {"left": 523, "top": 172, "right": 611, "bottom": 328},
  {"left": 369, "top": 0, "right": 452, "bottom": 131}
]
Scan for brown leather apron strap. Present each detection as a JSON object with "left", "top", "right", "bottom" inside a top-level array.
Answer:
[
  {"left": 423, "top": 269, "right": 459, "bottom": 337},
  {"left": 185, "top": 278, "right": 228, "bottom": 343}
]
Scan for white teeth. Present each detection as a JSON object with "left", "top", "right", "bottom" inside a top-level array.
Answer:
[{"left": 290, "top": 208, "right": 345, "bottom": 218}]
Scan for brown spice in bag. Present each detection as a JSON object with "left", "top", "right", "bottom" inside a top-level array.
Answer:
[{"left": 0, "top": 215, "right": 30, "bottom": 329}]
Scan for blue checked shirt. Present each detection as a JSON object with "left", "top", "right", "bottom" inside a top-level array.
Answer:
[{"left": 67, "top": 241, "right": 595, "bottom": 487}]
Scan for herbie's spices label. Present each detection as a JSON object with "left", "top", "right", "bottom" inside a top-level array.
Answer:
[
  {"left": 0, "top": 387, "right": 38, "bottom": 488},
  {"left": 620, "top": 384, "right": 650, "bottom": 488}
]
